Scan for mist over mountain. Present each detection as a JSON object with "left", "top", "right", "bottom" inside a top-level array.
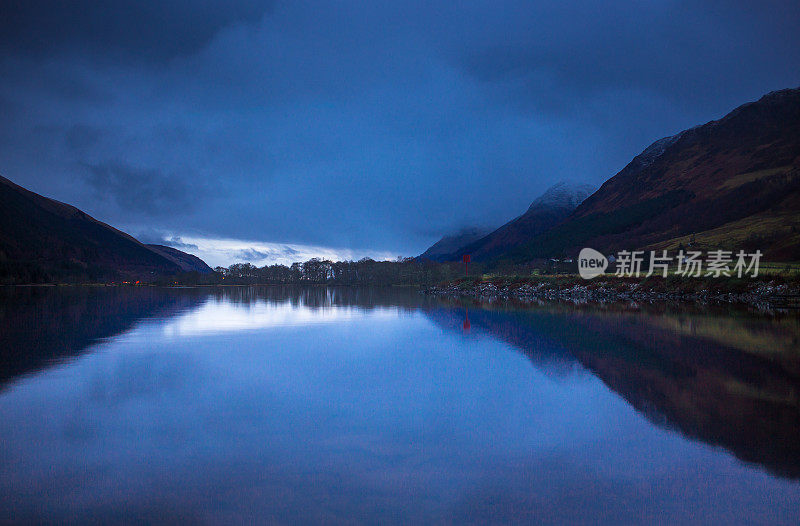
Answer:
[
  {"left": 501, "top": 87, "right": 800, "bottom": 262},
  {"left": 423, "top": 181, "right": 594, "bottom": 262},
  {"left": 419, "top": 226, "right": 494, "bottom": 262}
]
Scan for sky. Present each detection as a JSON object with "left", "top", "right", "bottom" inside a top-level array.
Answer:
[{"left": 1, "top": 1, "right": 799, "bottom": 266}]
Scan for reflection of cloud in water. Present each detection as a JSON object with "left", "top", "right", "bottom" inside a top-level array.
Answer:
[{"left": 162, "top": 298, "right": 401, "bottom": 336}]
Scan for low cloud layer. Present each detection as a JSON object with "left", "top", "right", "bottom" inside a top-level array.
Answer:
[
  {"left": 1, "top": 1, "right": 798, "bottom": 262},
  {"left": 168, "top": 235, "right": 396, "bottom": 268}
]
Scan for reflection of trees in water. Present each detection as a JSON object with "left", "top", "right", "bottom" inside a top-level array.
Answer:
[
  {"left": 209, "top": 285, "right": 435, "bottom": 312},
  {"left": 424, "top": 299, "right": 800, "bottom": 480},
  {"left": 0, "top": 286, "right": 206, "bottom": 390}
]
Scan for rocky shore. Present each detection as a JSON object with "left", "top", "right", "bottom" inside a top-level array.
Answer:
[{"left": 423, "top": 277, "right": 800, "bottom": 309}]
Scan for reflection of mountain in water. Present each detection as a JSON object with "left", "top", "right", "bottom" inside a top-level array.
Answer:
[
  {"left": 425, "top": 301, "right": 800, "bottom": 479},
  {"left": 4, "top": 286, "right": 798, "bottom": 479},
  {"left": 0, "top": 286, "right": 431, "bottom": 391},
  {"left": 424, "top": 307, "right": 580, "bottom": 376},
  {"left": 0, "top": 286, "right": 206, "bottom": 390}
]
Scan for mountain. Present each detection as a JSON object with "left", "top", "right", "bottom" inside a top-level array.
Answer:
[
  {"left": 438, "top": 182, "right": 594, "bottom": 262},
  {"left": 0, "top": 174, "right": 211, "bottom": 283},
  {"left": 505, "top": 87, "right": 800, "bottom": 262},
  {"left": 146, "top": 244, "right": 213, "bottom": 273},
  {"left": 419, "top": 226, "right": 493, "bottom": 262}
]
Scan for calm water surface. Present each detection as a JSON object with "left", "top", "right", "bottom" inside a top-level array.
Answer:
[{"left": 1, "top": 286, "right": 799, "bottom": 524}]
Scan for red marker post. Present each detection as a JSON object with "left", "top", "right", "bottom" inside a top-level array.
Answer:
[{"left": 462, "top": 254, "right": 471, "bottom": 277}]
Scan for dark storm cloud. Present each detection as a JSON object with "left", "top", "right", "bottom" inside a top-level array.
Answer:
[
  {"left": 454, "top": 0, "right": 800, "bottom": 112},
  {"left": 0, "top": 1, "right": 272, "bottom": 62},
  {"left": 0, "top": 0, "right": 798, "bottom": 259},
  {"left": 64, "top": 125, "right": 101, "bottom": 151},
  {"left": 83, "top": 161, "right": 201, "bottom": 216}
]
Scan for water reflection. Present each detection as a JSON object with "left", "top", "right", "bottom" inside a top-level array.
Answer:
[
  {"left": 0, "top": 287, "right": 798, "bottom": 523},
  {"left": 0, "top": 286, "right": 205, "bottom": 390},
  {"left": 430, "top": 299, "right": 800, "bottom": 479},
  {"left": 164, "top": 299, "right": 394, "bottom": 336}
]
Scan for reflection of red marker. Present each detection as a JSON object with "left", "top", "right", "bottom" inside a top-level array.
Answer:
[
  {"left": 463, "top": 308, "right": 470, "bottom": 331},
  {"left": 463, "top": 254, "right": 471, "bottom": 277}
]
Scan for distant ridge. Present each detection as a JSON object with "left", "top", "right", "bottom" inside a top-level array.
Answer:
[
  {"left": 146, "top": 244, "right": 213, "bottom": 274},
  {"left": 0, "top": 174, "right": 212, "bottom": 283},
  {"left": 419, "top": 226, "right": 493, "bottom": 262}
]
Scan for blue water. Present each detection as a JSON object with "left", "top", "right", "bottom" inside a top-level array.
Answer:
[{"left": 0, "top": 287, "right": 798, "bottom": 524}]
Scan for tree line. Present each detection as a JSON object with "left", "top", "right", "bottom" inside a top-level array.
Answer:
[
  {"left": 149, "top": 254, "right": 573, "bottom": 287},
  {"left": 210, "top": 257, "right": 478, "bottom": 286}
]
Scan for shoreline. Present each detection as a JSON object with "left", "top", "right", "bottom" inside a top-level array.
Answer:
[
  {"left": 4, "top": 278, "right": 800, "bottom": 310},
  {"left": 423, "top": 276, "right": 800, "bottom": 309}
]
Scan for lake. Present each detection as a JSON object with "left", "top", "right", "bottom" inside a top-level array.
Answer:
[{"left": 1, "top": 286, "right": 798, "bottom": 524}]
